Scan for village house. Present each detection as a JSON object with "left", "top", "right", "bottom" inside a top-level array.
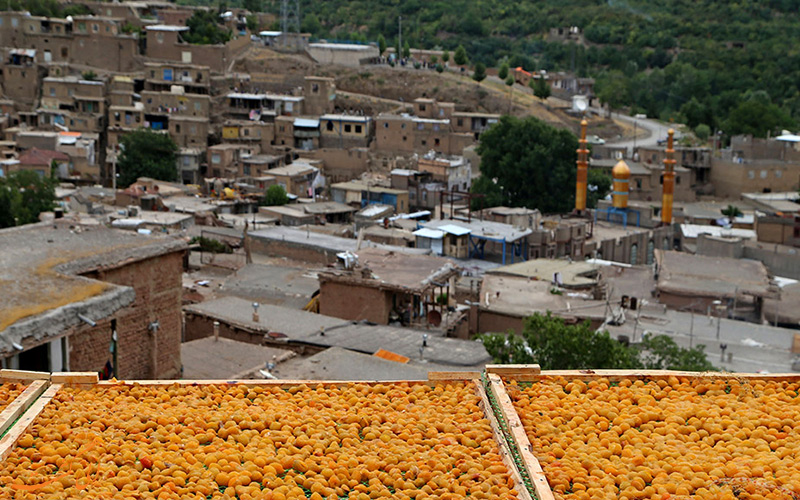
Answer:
[
  {"left": 0, "top": 221, "right": 187, "bottom": 378},
  {"left": 319, "top": 114, "right": 373, "bottom": 149},
  {"left": 207, "top": 143, "right": 260, "bottom": 179},
  {"left": 38, "top": 76, "right": 106, "bottom": 134},
  {"left": 317, "top": 247, "right": 460, "bottom": 326},
  {"left": 268, "top": 161, "right": 319, "bottom": 197},
  {"left": 331, "top": 180, "right": 410, "bottom": 213},
  {"left": 591, "top": 158, "right": 695, "bottom": 203},
  {"left": 13, "top": 147, "right": 69, "bottom": 177}
]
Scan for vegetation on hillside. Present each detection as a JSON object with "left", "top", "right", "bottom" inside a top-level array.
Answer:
[
  {"left": 0, "top": 170, "right": 57, "bottom": 228},
  {"left": 117, "top": 129, "right": 178, "bottom": 188},
  {"left": 480, "top": 312, "right": 716, "bottom": 372},
  {"left": 182, "top": 10, "right": 232, "bottom": 45},
  {"left": 261, "top": 0, "right": 800, "bottom": 137}
]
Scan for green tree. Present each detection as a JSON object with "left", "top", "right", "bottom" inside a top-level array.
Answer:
[
  {"left": 377, "top": 34, "right": 386, "bottom": 55},
  {"left": 182, "top": 10, "right": 232, "bottom": 45},
  {"left": 402, "top": 41, "right": 410, "bottom": 59},
  {"left": 300, "top": 13, "right": 321, "bottom": 34},
  {"left": 246, "top": 15, "right": 258, "bottom": 33},
  {"left": 640, "top": 334, "right": 716, "bottom": 372},
  {"left": 474, "top": 115, "right": 578, "bottom": 213},
  {"left": 694, "top": 124, "right": 711, "bottom": 142},
  {"left": 453, "top": 45, "right": 467, "bottom": 66},
  {"left": 479, "top": 313, "right": 640, "bottom": 369},
  {"left": 596, "top": 71, "right": 630, "bottom": 113},
  {"left": 721, "top": 205, "right": 743, "bottom": 218},
  {"left": 532, "top": 78, "right": 551, "bottom": 101},
  {"left": 498, "top": 62, "right": 509, "bottom": 80},
  {"left": 429, "top": 55, "right": 438, "bottom": 65},
  {"left": 724, "top": 99, "right": 795, "bottom": 138},
  {"left": 81, "top": 70, "right": 97, "bottom": 81},
  {"left": 587, "top": 169, "right": 612, "bottom": 208},
  {"left": 442, "top": 50, "right": 449, "bottom": 64},
  {"left": 117, "top": 129, "right": 178, "bottom": 188},
  {"left": 262, "top": 184, "right": 289, "bottom": 206},
  {"left": 469, "top": 176, "right": 504, "bottom": 210},
  {"left": 0, "top": 170, "right": 56, "bottom": 228},
  {"left": 435, "top": 63, "right": 444, "bottom": 73},
  {"left": 242, "top": 0, "right": 262, "bottom": 12},
  {"left": 472, "top": 62, "right": 486, "bottom": 82}
]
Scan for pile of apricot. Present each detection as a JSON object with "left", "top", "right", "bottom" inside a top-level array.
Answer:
[
  {"left": 507, "top": 376, "right": 800, "bottom": 500},
  {"left": 1, "top": 382, "right": 519, "bottom": 500},
  {"left": 0, "top": 382, "right": 26, "bottom": 413}
]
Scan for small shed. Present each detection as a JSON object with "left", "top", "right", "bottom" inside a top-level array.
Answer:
[{"left": 413, "top": 227, "right": 445, "bottom": 255}]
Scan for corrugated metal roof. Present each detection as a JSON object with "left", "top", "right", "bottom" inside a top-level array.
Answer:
[{"left": 413, "top": 228, "right": 444, "bottom": 239}]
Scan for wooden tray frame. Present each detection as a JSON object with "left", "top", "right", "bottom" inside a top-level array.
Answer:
[
  {"left": 0, "top": 370, "right": 49, "bottom": 439},
  {"left": 485, "top": 364, "right": 800, "bottom": 500},
  {"left": 0, "top": 370, "right": 532, "bottom": 500}
]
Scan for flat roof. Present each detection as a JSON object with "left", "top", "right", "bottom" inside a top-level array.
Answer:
[
  {"left": 145, "top": 24, "right": 189, "bottom": 31},
  {"left": 413, "top": 227, "right": 444, "bottom": 239},
  {"left": 422, "top": 218, "right": 532, "bottom": 243},
  {"left": 309, "top": 43, "right": 374, "bottom": 51},
  {"left": 488, "top": 258, "right": 599, "bottom": 288},
  {"left": 248, "top": 226, "right": 430, "bottom": 256},
  {"left": 331, "top": 181, "right": 407, "bottom": 196},
  {"left": 227, "top": 92, "right": 303, "bottom": 102},
  {"left": 679, "top": 224, "right": 756, "bottom": 240},
  {"left": 267, "top": 163, "right": 317, "bottom": 177},
  {"left": 321, "top": 247, "right": 458, "bottom": 292},
  {"left": 0, "top": 222, "right": 186, "bottom": 354},
  {"left": 301, "top": 201, "right": 356, "bottom": 215},
  {"left": 293, "top": 118, "right": 319, "bottom": 128},
  {"left": 655, "top": 250, "right": 774, "bottom": 299},
  {"left": 436, "top": 223, "right": 471, "bottom": 236},
  {"left": 320, "top": 114, "right": 371, "bottom": 123},
  {"left": 184, "top": 297, "right": 490, "bottom": 367},
  {"left": 480, "top": 274, "right": 606, "bottom": 320}
]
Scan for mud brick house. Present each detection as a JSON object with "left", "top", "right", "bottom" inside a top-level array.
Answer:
[
  {"left": 0, "top": 221, "right": 187, "bottom": 379},
  {"left": 317, "top": 247, "right": 460, "bottom": 325}
]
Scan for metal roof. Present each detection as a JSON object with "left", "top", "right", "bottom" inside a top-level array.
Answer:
[
  {"left": 413, "top": 228, "right": 444, "bottom": 239},
  {"left": 293, "top": 118, "right": 319, "bottom": 128},
  {"left": 436, "top": 224, "right": 471, "bottom": 236}
]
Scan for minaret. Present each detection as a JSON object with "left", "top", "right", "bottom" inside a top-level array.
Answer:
[
  {"left": 612, "top": 160, "right": 630, "bottom": 209},
  {"left": 575, "top": 119, "right": 589, "bottom": 213},
  {"left": 661, "top": 129, "right": 676, "bottom": 225}
]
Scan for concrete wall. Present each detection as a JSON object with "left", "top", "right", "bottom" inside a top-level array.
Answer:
[
  {"left": 743, "top": 244, "right": 800, "bottom": 280},
  {"left": 305, "top": 45, "right": 378, "bottom": 67},
  {"left": 249, "top": 236, "right": 339, "bottom": 265},
  {"left": 468, "top": 305, "right": 525, "bottom": 336},
  {"left": 696, "top": 234, "right": 744, "bottom": 259},
  {"left": 73, "top": 250, "right": 185, "bottom": 379},
  {"left": 711, "top": 159, "right": 800, "bottom": 198},
  {"left": 319, "top": 280, "right": 392, "bottom": 324}
]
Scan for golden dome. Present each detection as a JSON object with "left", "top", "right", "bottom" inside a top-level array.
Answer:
[{"left": 612, "top": 160, "right": 631, "bottom": 180}]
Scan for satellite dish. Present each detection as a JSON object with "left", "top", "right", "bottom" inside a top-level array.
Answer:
[{"left": 575, "top": 96, "right": 588, "bottom": 112}]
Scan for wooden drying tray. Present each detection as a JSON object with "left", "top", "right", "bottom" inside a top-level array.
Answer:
[
  {"left": 0, "top": 370, "right": 533, "bottom": 500},
  {"left": 0, "top": 370, "right": 49, "bottom": 438},
  {"left": 484, "top": 364, "right": 800, "bottom": 500}
]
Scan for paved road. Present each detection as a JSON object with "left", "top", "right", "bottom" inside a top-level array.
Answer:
[
  {"left": 593, "top": 108, "right": 682, "bottom": 155},
  {"left": 608, "top": 307, "right": 798, "bottom": 374}
]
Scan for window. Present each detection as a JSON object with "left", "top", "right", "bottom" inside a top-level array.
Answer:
[
  {"left": 421, "top": 140, "right": 427, "bottom": 146},
  {"left": 92, "top": 24, "right": 99, "bottom": 32},
  {"left": 114, "top": 112, "right": 120, "bottom": 121},
  {"left": 244, "top": 129, "right": 249, "bottom": 136},
  {"left": 194, "top": 102, "right": 202, "bottom": 112},
  {"left": 190, "top": 125, "right": 197, "bottom": 134},
  {"left": 211, "top": 154, "right": 221, "bottom": 164},
  {"left": 326, "top": 121, "right": 334, "bottom": 131},
  {"left": 11, "top": 18, "right": 18, "bottom": 27},
  {"left": 355, "top": 125, "right": 362, "bottom": 134},
  {"left": 311, "top": 83, "right": 319, "bottom": 93},
  {"left": 776, "top": 170, "right": 783, "bottom": 178},
  {"left": 457, "top": 118, "right": 463, "bottom": 127},
  {"left": 402, "top": 136, "right": 407, "bottom": 142},
  {"left": 748, "top": 170, "right": 755, "bottom": 179},
  {"left": 646, "top": 239, "right": 654, "bottom": 265},
  {"left": 344, "top": 124, "right": 352, "bottom": 133},
  {"left": 433, "top": 124, "right": 440, "bottom": 131},
  {"left": 383, "top": 122, "right": 389, "bottom": 128},
  {"left": 175, "top": 124, "right": 181, "bottom": 133},
  {"left": 663, "top": 237, "right": 670, "bottom": 250},
  {"left": 676, "top": 175, "right": 680, "bottom": 184},
  {"left": 760, "top": 170, "right": 768, "bottom": 179},
  {"left": 401, "top": 123, "right": 406, "bottom": 129},
  {"left": 106, "top": 26, "right": 110, "bottom": 32},
  {"left": 183, "top": 156, "right": 190, "bottom": 166},
  {"left": 434, "top": 138, "right": 440, "bottom": 146},
  {"left": 163, "top": 69, "right": 173, "bottom": 81},
  {"left": 61, "top": 47, "right": 68, "bottom": 58},
  {"left": 417, "top": 123, "right": 424, "bottom": 130},
  {"left": 419, "top": 104, "right": 426, "bottom": 111},
  {"left": 630, "top": 243, "right": 638, "bottom": 265},
  {"left": 243, "top": 165, "right": 251, "bottom": 175},
  {"left": 150, "top": 70, "right": 155, "bottom": 79},
  {"left": 635, "top": 179, "right": 642, "bottom": 189},
  {"left": 50, "top": 87, "right": 55, "bottom": 96},
  {"left": 68, "top": 90, "right": 73, "bottom": 98}
]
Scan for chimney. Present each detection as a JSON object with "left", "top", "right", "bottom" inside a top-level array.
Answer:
[
  {"left": 661, "top": 129, "right": 676, "bottom": 225},
  {"left": 575, "top": 119, "right": 589, "bottom": 213}
]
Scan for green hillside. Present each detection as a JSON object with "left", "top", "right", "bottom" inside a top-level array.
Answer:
[{"left": 274, "top": 0, "right": 800, "bottom": 137}]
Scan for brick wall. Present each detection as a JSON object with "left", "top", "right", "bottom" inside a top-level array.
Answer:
[
  {"left": 318, "top": 280, "right": 392, "bottom": 324},
  {"left": 74, "top": 250, "right": 185, "bottom": 379}
]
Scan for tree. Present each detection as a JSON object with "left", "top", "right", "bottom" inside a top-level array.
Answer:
[
  {"left": 442, "top": 50, "right": 450, "bottom": 64},
  {"left": 242, "top": 0, "right": 262, "bottom": 12},
  {"left": 721, "top": 205, "right": 743, "bottom": 218},
  {"left": 479, "top": 313, "right": 640, "bottom": 369},
  {"left": 587, "top": 169, "right": 612, "bottom": 208},
  {"left": 480, "top": 313, "right": 718, "bottom": 372},
  {"left": 429, "top": 55, "right": 438, "bottom": 65},
  {"left": 453, "top": 45, "right": 467, "bottom": 66},
  {"left": 402, "top": 41, "right": 410, "bottom": 59},
  {"left": 300, "top": 13, "right": 321, "bottom": 34},
  {"left": 81, "top": 70, "right": 97, "bottom": 81},
  {"left": 724, "top": 99, "right": 795, "bottom": 138},
  {"left": 435, "top": 63, "right": 444, "bottom": 73},
  {"left": 0, "top": 170, "right": 56, "bottom": 228},
  {"left": 532, "top": 77, "right": 551, "bottom": 101},
  {"left": 498, "top": 62, "right": 509, "bottom": 80},
  {"left": 474, "top": 115, "right": 578, "bottom": 213},
  {"left": 694, "top": 123, "right": 711, "bottom": 141},
  {"left": 377, "top": 34, "right": 386, "bottom": 55},
  {"left": 469, "top": 176, "right": 504, "bottom": 210},
  {"left": 640, "top": 334, "right": 716, "bottom": 372},
  {"left": 117, "top": 129, "right": 178, "bottom": 188},
  {"left": 395, "top": 37, "right": 401, "bottom": 60},
  {"left": 182, "top": 10, "right": 232, "bottom": 45},
  {"left": 246, "top": 15, "right": 258, "bottom": 33},
  {"left": 262, "top": 184, "right": 289, "bottom": 206},
  {"left": 472, "top": 62, "right": 486, "bottom": 82}
]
